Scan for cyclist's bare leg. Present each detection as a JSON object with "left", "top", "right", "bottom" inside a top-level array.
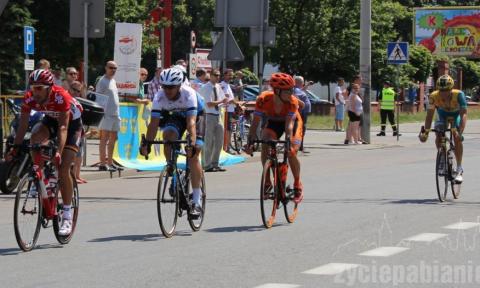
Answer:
[
  {"left": 453, "top": 131, "right": 463, "bottom": 166},
  {"left": 260, "top": 129, "right": 276, "bottom": 166},
  {"left": 189, "top": 146, "right": 202, "bottom": 189},
  {"left": 30, "top": 123, "right": 50, "bottom": 169},
  {"left": 162, "top": 130, "right": 177, "bottom": 172},
  {"left": 435, "top": 133, "right": 442, "bottom": 150},
  {"left": 59, "top": 149, "right": 75, "bottom": 206},
  {"left": 288, "top": 143, "right": 301, "bottom": 182}
]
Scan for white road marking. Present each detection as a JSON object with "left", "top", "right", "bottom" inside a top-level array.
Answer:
[
  {"left": 404, "top": 233, "right": 448, "bottom": 242},
  {"left": 443, "top": 222, "right": 480, "bottom": 230},
  {"left": 302, "top": 263, "right": 360, "bottom": 275},
  {"left": 253, "top": 284, "right": 300, "bottom": 288},
  {"left": 358, "top": 246, "right": 409, "bottom": 257}
]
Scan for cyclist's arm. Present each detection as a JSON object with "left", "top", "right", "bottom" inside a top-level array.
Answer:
[
  {"left": 146, "top": 117, "right": 160, "bottom": 142},
  {"left": 285, "top": 115, "right": 294, "bottom": 139},
  {"left": 57, "top": 111, "right": 69, "bottom": 155},
  {"left": 423, "top": 109, "right": 435, "bottom": 131},
  {"left": 248, "top": 114, "right": 261, "bottom": 142},
  {"left": 13, "top": 111, "right": 30, "bottom": 145},
  {"left": 458, "top": 91, "right": 468, "bottom": 134},
  {"left": 297, "top": 99, "right": 305, "bottom": 110},
  {"left": 459, "top": 108, "right": 467, "bottom": 134}
]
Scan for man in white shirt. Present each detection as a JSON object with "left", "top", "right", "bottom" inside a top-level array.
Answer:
[
  {"left": 198, "top": 69, "right": 229, "bottom": 172},
  {"left": 334, "top": 77, "right": 346, "bottom": 131},
  {"left": 220, "top": 69, "right": 236, "bottom": 153}
]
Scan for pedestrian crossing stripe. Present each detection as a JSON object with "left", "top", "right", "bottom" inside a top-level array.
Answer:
[{"left": 388, "top": 44, "right": 407, "bottom": 61}]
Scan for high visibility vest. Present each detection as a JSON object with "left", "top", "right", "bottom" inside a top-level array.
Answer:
[{"left": 381, "top": 88, "right": 395, "bottom": 110}]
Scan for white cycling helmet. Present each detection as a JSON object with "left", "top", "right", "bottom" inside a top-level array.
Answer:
[{"left": 160, "top": 68, "right": 184, "bottom": 86}]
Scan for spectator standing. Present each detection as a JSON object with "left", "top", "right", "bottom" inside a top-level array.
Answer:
[
  {"left": 96, "top": 61, "right": 121, "bottom": 172},
  {"left": 68, "top": 81, "right": 88, "bottom": 184},
  {"left": 199, "top": 69, "right": 228, "bottom": 172},
  {"left": 347, "top": 84, "right": 363, "bottom": 144},
  {"left": 220, "top": 69, "right": 236, "bottom": 153},
  {"left": 293, "top": 75, "right": 311, "bottom": 153},
  {"left": 136, "top": 67, "right": 149, "bottom": 104},
  {"left": 52, "top": 68, "right": 63, "bottom": 86},
  {"left": 191, "top": 68, "right": 207, "bottom": 91},
  {"left": 377, "top": 81, "right": 400, "bottom": 136},
  {"left": 37, "top": 59, "right": 50, "bottom": 70},
  {"left": 334, "top": 77, "right": 346, "bottom": 131},
  {"left": 148, "top": 67, "right": 163, "bottom": 100},
  {"left": 232, "top": 70, "right": 245, "bottom": 101},
  {"left": 62, "top": 67, "right": 78, "bottom": 91}
]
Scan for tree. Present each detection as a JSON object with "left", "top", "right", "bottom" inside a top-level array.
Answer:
[
  {"left": 452, "top": 57, "right": 480, "bottom": 90},
  {"left": 0, "top": 0, "right": 35, "bottom": 93}
]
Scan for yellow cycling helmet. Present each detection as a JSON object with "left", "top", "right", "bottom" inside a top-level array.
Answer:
[{"left": 436, "top": 74, "right": 454, "bottom": 91}]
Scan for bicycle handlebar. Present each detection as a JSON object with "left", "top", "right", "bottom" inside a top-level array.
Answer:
[{"left": 141, "top": 134, "right": 190, "bottom": 160}]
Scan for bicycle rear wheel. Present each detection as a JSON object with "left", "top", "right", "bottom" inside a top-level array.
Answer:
[
  {"left": 435, "top": 148, "right": 448, "bottom": 202},
  {"left": 448, "top": 149, "right": 461, "bottom": 199},
  {"left": 157, "top": 168, "right": 179, "bottom": 238},
  {"left": 53, "top": 176, "right": 79, "bottom": 244},
  {"left": 189, "top": 173, "right": 206, "bottom": 231},
  {"left": 260, "top": 159, "right": 278, "bottom": 228},
  {"left": 13, "top": 175, "right": 42, "bottom": 252},
  {"left": 282, "top": 164, "right": 298, "bottom": 223}
]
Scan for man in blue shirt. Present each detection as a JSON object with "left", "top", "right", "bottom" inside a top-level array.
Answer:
[{"left": 293, "top": 76, "right": 311, "bottom": 153}]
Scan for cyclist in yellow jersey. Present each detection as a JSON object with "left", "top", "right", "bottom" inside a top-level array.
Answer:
[{"left": 419, "top": 75, "right": 467, "bottom": 183}]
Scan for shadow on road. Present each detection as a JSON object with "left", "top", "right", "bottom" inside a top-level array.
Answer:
[
  {"left": 205, "top": 224, "right": 282, "bottom": 233},
  {"left": 81, "top": 196, "right": 155, "bottom": 202},
  {"left": 89, "top": 234, "right": 163, "bottom": 242},
  {"left": 0, "top": 243, "right": 63, "bottom": 256}
]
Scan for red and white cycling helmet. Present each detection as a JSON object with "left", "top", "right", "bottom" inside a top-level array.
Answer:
[{"left": 29, "top": 69, "right": 54, "bottom": 86}]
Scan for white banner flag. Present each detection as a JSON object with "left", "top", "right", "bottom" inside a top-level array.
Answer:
[{"left": 114, "top": 22, "right": 143, "bottom": 95}]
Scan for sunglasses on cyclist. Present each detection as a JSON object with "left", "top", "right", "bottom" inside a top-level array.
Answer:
[
  {"left": 31, "top": 85, "right": 49, "bottom": 91},
  {"left": 162, "top": 85, "right": 179, "bottom": 90}
]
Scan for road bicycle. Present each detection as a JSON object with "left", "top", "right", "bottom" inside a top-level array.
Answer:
[
  {"left": 252, "top": 138, "right": 298, "bottom": 228},
  {"left": 425, "top": 121, "right": 462, "bottom": 202},
  {"left": 141, "top": 134, "right": 206, "bottom": 238},
  {"left": 13, "top": 141, "right": 79, "bottom": 251}
]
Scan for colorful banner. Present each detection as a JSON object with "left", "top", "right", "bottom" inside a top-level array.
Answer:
[
  {"left": 113, "top": 103, "right": 245, "bottom": 171},
  {"left": 114, "top": 22, "right": 143, "bottom": 95},
  {"left": 414, "top": 7, "right": 480, "bottom": 58}
]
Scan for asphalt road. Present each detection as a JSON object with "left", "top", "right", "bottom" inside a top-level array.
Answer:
[{"left": 1, "top": 122, "right": 480, "bottom": 288}]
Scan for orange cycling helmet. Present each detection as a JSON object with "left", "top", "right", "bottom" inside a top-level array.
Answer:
[{"left": 269, "top": 73, "right": 295, "bottom": 90}]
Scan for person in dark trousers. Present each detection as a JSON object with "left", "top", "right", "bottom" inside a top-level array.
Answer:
[{"left": 377, "top": 81, "right": 400, "bottom": 136}]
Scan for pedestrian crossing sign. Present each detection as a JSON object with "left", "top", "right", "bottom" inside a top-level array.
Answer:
[{"left": 387, "top": 42, "right": 408, "bottom": 64}]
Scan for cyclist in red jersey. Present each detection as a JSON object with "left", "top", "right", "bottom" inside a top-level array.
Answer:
[
  {"left": 9, "top": 69, "right": 83, "bottom": 236},
  {"left": 246, "top": 73, "right": 304, "bottom": 203}
]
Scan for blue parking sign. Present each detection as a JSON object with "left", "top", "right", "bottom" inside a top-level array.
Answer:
[{"left": 24, "top": 26, "right": 34, "bottom": 55}]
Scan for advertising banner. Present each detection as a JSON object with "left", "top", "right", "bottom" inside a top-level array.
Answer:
[
  {"left": 114, "top": 22, "right": 143, "bottom": 95},
  {"left": 113, "top": 103, "right": 245, "bottom": 171},
  {"left": 414, "top": 7, "right": 480, "bottom": 58}
]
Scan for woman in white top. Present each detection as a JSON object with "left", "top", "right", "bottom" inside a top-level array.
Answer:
[{"left": 347, "top": 84, "right": 363, "bottom": 144}]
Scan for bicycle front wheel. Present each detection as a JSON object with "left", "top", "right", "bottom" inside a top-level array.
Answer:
[
  {"left": 157, "top": 168, "right": 179, "bottom": 238},
  {"left": 448, "top": 149, "right": 461, "bottom": 199},
  {"left": 436, "top": 148, "right": 448, "bottom": 202},
  {"left": 189, "top": 172, "right": 206, "bottom": 231},
  {"left": 260, "top": 159, "right": 278, "bottom": 228},
  {"left": 13, "top": 175, "right": 42, "bottom": 252},
  {"left": 53, "top": 176, "right": 79, "bottom": 244}
]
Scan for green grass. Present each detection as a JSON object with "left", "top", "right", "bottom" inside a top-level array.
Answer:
[{"left": 307, "top": 108, "right": 480, "bottom": 130}]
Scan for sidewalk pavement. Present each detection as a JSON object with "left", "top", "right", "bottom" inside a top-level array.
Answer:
[{"left": 79, "top": 120, "right": 480, "bottom": 182}]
